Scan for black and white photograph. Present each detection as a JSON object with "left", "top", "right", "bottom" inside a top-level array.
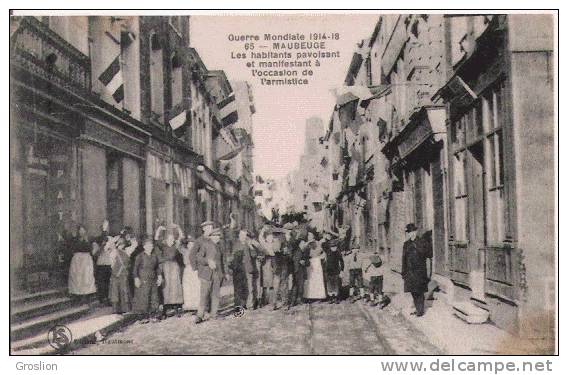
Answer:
[{"left": 8, "top": 9, "right": 558, "bottom": 359}]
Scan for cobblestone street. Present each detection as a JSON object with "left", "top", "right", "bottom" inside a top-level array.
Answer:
[{"left": 71, "top": 301, "right": 442, "bottom": 355}]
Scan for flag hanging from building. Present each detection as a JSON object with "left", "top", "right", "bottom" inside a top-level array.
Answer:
[
  {"left": 218, "top": 94, "right": 239, "bottom": 127},
  {"left": 169, "top": 110, "right": 187, "bottom": 137},
  {"left": 98, "top": 55, "right": 124, "bottom": 104},
  {"left": 97, "top": 23, "right": 135, "bottom": 105}
]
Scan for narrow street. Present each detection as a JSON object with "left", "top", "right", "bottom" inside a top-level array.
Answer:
[{"left": 71, "top": 301, "right": 442, "bottom": 355}]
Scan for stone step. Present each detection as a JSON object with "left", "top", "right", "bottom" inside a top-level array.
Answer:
[
  {"left": 10, "top": 304, "right": 92, "bottom": 342},
  {"left": 453, "top": 301, "right": 490, "bottom": 324},
  {"left": 11, "top": 288, "right": 67, "bottom": 307},
  {"left": 11, "top": 296, "right": 77, "bottom": 323}
]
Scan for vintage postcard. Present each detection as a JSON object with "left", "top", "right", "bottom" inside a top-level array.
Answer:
[{"left": 9, "top": 10, "right": 557, "bottom": 357}]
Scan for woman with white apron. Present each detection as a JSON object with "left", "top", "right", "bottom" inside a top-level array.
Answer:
[
  {"left": 68, "top": 225, "right": 97, "bottom": 300},
  {"left": 179, "top": 236, "right": 200, "bottom": 311},
  {"left": 304, "top": 232, "right": 327, "bottom": 300}
]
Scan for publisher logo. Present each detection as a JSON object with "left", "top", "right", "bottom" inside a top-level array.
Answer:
[{"left": 47, "top": 325, "right": 72, "bottom": 350}]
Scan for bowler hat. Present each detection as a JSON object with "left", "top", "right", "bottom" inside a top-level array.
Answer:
[{"left": 405, "top": 223, "right": 418, "bottom": 233}]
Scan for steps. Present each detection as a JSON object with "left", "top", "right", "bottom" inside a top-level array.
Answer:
[
  {"left": 10, "top": 288, "right": 94, "bottom": 350},
  {"left": 453, "top": 301, "right": 490, "bottom": 324}
]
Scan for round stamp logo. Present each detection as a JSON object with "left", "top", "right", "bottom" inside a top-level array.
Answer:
[
  {"left": 47, "top": 324, "right": 72, "bottom": 350},
  {"left": 233, "top": 305, "right": 245, "bottom": 318}
]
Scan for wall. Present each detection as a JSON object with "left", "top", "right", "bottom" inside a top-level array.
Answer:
[{"left": 509, "top": 15, "right": 555, "bottom": 340}]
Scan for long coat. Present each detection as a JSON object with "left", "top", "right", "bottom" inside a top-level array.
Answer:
[
  {"left": 132, "top": 251, "right": 160, "bottom": 313},
  {"left": 401, "top": 238, "right": 429, "bottom": 293}
]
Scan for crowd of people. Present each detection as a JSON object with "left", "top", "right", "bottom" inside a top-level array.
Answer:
[{"left": 60, "top": 215, "right": 432, "bottom": 325}]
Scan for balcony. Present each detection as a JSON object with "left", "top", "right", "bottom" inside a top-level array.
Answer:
[{"left": 10, "top": 16, "right": 91, "bottom": 94}]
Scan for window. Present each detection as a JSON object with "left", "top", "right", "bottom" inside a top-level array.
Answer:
[
  {"left": 149, "top": 32, "right": 164, "bottom": 122},
  {"left": 484, "top": 82, "right": 506, "bottom": 243},
  {"left": 450, "top": 80, "right": 507, "bottom": 244},
  {"left": 171, "top": 52, "right": 183, "bottom": 107}
]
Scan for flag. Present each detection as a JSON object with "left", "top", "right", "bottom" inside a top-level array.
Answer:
[
  {"left": 99, "top": 24, "right": 136, "bottom": 103},
  {"left": 98, "top": 55, "right": 124, "bottom": 104},
  {"left": 169, "top": 110, "right": 187, "bottom": 137},
  {"left": 218, "top": 94, "right": 239, "bottom": 127},
  {"left": 217, "top": 144, "right": 245, "bottom": 161}
]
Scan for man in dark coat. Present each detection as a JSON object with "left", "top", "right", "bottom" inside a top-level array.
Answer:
[
  {"left": 401, "top": 223, "right": 431, "bottom": 317},
  {"left": 288, "top": 232, "right": 308, "bottom": 309},
  {"left": 195, "top": 228, "right": 226, "bottom": 324}
]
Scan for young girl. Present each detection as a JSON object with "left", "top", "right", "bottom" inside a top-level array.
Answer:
[
  {"left": 132, "top": 236, "right": 162, "bottom": 324},
  {"left": 365, "top": 252, "right": 384, "bottom": 307},
  {"left": 109, "top": 237, "right": 131, "bottom": 314}
]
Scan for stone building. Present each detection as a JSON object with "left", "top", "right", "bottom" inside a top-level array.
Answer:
[
  {"left": 10, "top": 15, "right": 254, "bottom": 294},
  {"left": 434, "top": 14, "right": 555, "bottom": 340},
  {"left": 326, "top": 14, "right": 555, "bottom": 343},
  {"left": 292, "top": 116, "right": 330, "bottom": 230}
]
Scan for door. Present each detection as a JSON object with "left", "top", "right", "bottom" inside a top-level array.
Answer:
[
  {"left": 107, "top": 154, "right": 124, "bottom": 235},
  {"left": 467, "top": 142, "right": 487, "bottom": 301}
]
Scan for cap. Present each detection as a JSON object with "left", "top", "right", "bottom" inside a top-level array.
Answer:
[
  {"left": 405, "top": 223, "right": 418, "bottom": 233},
  {"left": 201, "top": 221, "right": 215, "bottom": 228}
]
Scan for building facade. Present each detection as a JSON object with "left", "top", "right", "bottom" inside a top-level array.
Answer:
[
  {"left": 325, "top": 14, "right": 555, "bottom": 342},
  {"left": 10, "top": 15, "right": 255, "bottom": 294}
]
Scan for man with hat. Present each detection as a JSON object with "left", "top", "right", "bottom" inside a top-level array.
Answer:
[
  {"left": 195, "top": 227, "right": 226, "bottom": 324},
  {"left": 401, "top": 223, "right": 431, "bottom": 317}
]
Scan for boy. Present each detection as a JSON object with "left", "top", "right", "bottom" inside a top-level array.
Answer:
[
  {"left": 324, "top": 239, "right": 344, "bottom": 304},
  {"left": 109, "top": 237, "right": 131, "bottom": 314},
  {"left": 365, "top": 251, "right": 385, "bottom": 307},
  {"left": 132, "top": 236, "right": 162, "bottom": 324},
  {"left": 344, "top": 244, "right": 365, "bottom": 303}
]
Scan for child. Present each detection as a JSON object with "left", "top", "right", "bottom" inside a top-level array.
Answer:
[
  {"left": 344, "top": 244, "right": 365, "bottom": 303},
  {"left": 365, "top": 251, "right": 385, "bottom": 307},
  {"left": 109, "top": 237, "right": 131, "bottom": 314},
  {"left": 324, "top": 239, "right": 344, "bottom": 304},
  {"left": 132, "top": 236, "right": 162, "bottom": 324}
]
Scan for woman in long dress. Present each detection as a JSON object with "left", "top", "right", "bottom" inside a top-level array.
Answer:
[
  {"left": 68, "top": 225, "right": 97, "bottom": 300},
  {"left": 157, "top": 231, "right": 184, "bottom": 319},
  {"left": 304, "top": 232, "right": 327, "bottom": 300},
  {"left": 179, "top": 236, "right": 200, "bottom": 311}
]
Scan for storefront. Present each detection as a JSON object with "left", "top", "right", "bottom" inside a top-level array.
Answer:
[
  {"left": 382, "top": 106, "right": 447, "bottom": 276},
  {"left": 11, "top": 119, "right": 79, "bottom": 292}
]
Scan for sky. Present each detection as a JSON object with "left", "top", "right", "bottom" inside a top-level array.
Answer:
[{"left": 190, "top": 14, "right": 378, "bottom": 180}]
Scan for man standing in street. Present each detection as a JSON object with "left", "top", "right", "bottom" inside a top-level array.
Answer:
[
  {"left": 189, "top": 221, "right": 214, "bottom": 270},
  {"left": 195, "top": 228, "right": 226, "bottom": 324},
  {"left": 288, "top": 229, "right": 308, "bottom": 309},
  {"left": 401, "top": 223, "right": 431, "bottom": 317}
]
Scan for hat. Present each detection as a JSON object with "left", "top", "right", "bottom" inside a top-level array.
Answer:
[
  {"left": 283, "top": 223, "right": 294, "bottom": 230},
  {"left": 201, "top": 221, "right": 215, "bottom": 228},
  {"left": 405, "top": 223, "right": 418, "bottom": 233},
  {"left": 328, "top": 239, "right": 340, "bottom": 247},
  {"left": 210, "top": 228, "right": 223, "bottom": 237}
]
